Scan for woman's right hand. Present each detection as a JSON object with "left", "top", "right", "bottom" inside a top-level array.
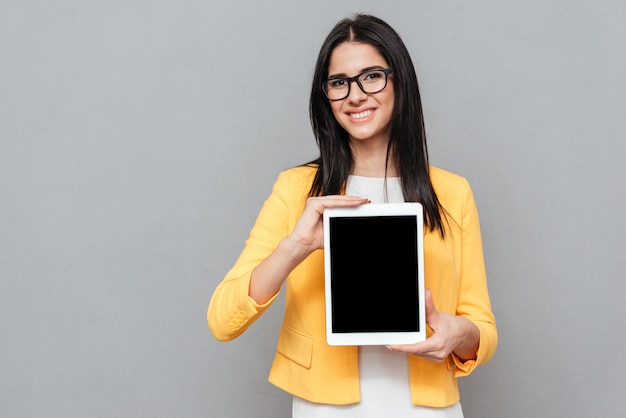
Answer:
[
  {"left": 287, "top": 195, "right": 371, "bottom": 258},
  {"left": 249, "top": 195, "right": 369, "bottom": 304}
]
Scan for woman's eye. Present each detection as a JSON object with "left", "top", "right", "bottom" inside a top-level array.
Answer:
[
  {"left": 363, "top": 72, "right": 382, "bottom": 81},
  {"left": 329, "top": 79, "right": 346, "bottom": 88}
]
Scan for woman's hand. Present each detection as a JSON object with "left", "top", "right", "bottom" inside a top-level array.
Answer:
[
  {"left": 287, "top": 195, "right": 371, "bottom": 258},
  {"left": 249, "top": 195, "right": 369, "bottom": 304},
  {"left": 387, "top": 289, "right": 480, "bottom": 363}
]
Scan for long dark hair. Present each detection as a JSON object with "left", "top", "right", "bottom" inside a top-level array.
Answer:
[{"left": 307, "top": 14, "right": 446, "bottom": 237}]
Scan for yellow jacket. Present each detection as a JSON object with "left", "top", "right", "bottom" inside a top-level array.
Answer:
[{"left": 208, "top": 165, "right": 497, "bottom": 407}]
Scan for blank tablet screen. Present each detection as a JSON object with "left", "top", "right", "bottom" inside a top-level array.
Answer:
[{"left": 328, "top": 215, "right": 420, "bottom": 333}]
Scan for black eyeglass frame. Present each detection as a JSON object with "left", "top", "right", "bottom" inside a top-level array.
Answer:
[{"left": 322, "top": 68, "right": 393, "bottom": 101}]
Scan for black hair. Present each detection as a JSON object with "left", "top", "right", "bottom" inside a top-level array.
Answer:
[{"left": 307, "top": 14, "right": 446, "bottom": 237}]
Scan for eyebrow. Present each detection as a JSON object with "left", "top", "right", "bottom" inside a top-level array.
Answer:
[{"left": 327, "top": 65, "right": 386, "bottom": 79}]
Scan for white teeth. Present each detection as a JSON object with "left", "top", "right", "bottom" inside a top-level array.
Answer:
[{"left": 350, "top": 110, "right": 373, "bottom": 119}]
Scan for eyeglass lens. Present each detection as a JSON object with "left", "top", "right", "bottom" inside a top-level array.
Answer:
[{"left": 324, "top": 70, "right": 390, "bottom": 101}]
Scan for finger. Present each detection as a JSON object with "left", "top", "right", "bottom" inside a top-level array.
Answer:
[
  {"left": 424, "top": 288, "right": 439, "bottom": 325},
  {"left": 386, "top": 343, "right": 420, "bottom": 353},
  {"left": 386, "top": 291, "right": 438, "bottom": 354},
  {"left": 386, "top": 341, "right": 434, "bottom": 357},
  {"left": 304, "top": 197, "right": 370, "bottom": 217},
  {"left": 308, "top": 195, "right": 370, "bottom": 208},
  {"left": 387, "top": 340, "right": 447, "bottom": 363}
]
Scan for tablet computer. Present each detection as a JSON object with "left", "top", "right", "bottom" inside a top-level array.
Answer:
[{"left": 323, "top": 203, "right": 426, "bottom": 346}]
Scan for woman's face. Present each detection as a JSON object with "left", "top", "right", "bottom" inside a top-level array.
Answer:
[{"left": 327, "top": 42, "right": 394, "bottom": 147}]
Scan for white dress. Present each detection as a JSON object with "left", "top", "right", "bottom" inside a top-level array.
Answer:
[{"left": 292, "top": 176, "right": 464, "bottom": 418}]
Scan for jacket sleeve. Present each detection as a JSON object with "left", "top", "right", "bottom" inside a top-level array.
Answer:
[
  {"left": 207, "top": 171, "right": 293, "bottom": 341},
  {"left": 449, "top": 178, "right": 498, "bottom": 376}
]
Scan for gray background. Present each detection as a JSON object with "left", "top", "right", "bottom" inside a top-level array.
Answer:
[{"left": 2, "top": 0, "right": 625, "bottom": 417}]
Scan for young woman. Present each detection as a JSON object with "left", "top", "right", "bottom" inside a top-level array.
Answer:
[{"left": 208, "top": 14, "right": 497, "bottom": 417}]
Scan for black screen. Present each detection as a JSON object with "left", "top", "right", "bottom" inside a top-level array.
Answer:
[{"left": 329, "top": 215, "right": 420, "bottom": 333}]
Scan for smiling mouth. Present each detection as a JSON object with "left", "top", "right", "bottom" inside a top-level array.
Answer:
[{"left": 349, "top": 109, "right": 374, "bottom": 119}]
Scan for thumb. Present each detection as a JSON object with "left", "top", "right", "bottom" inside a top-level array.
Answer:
[{"left": 424, "top": 288, "right": 439, "bottom": 325}]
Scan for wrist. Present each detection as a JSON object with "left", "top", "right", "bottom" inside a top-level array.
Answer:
[
  {"left": 280, "top": 235, "right": 315, "bottom": 265},
  {"left": 452, "top": 317, "right": 480, "bottom": 361}
]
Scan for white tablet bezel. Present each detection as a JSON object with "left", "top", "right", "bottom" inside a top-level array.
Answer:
[{"left": 323, "top": 202, "right": 426, "bottom": 346}]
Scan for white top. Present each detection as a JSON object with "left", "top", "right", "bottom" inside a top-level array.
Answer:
[{"left": 292, "top": 176, "right": 464, "bottom": 418}]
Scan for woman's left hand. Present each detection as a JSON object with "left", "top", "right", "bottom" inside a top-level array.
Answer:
[{"left": 387, "top": 289, "right": 479, "bottom": 363}]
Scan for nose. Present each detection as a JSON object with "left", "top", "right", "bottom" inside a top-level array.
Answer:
[{"left": 347, "top": 80, "right": 368, "bottom": 102}]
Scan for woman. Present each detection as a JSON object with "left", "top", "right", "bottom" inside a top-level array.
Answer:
[{"left": 208, "top": 14, "right": 497, "bottom": 417}]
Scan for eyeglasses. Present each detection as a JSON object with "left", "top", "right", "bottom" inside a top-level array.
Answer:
[{"left": 322, "top": 68, "right": 393, "bottom": 101}]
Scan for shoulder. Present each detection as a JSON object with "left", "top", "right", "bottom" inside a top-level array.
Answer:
[
  {"left": 274, "top": 164, "right": 318, "bottom": 190},
  {"left": 429, "top": 165, "right": 475, "bottom": 212},
  {"left": 429, "top": 165, "right": 470, "bottom": 192}
]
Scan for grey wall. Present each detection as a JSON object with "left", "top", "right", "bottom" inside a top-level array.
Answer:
[{"left": 2, "top": 1, "right": 625, "bottom": 417}]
